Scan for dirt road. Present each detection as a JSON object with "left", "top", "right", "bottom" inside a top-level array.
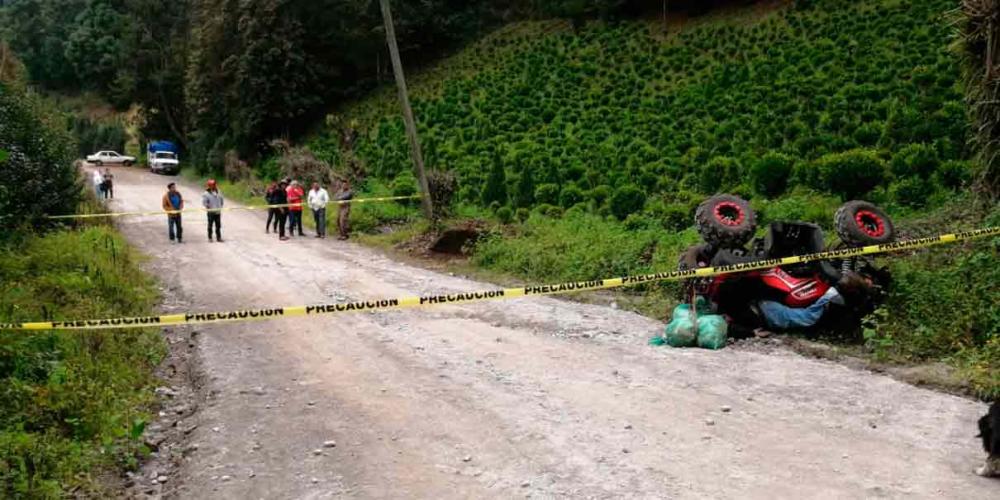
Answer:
[{"left": 98, "top": 166, "right": 994, "bottom": 499}]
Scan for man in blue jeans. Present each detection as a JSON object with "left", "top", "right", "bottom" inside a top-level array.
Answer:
[{"left": 162, "top": 183, "right": 184, "bottom": 243}]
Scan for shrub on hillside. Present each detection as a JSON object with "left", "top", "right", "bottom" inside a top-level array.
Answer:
[
  {"left": 534, "top": 183, "right": 560, "bottom": 205},
  {"left": 698, "top": 156, "right": 740, "bottom": 194},
  {"left": 750, "top": 152, "right": 794, "bottom": 197},
  {"left": 935, "top": 160, "right": 971, "bottom": 190},
  {"left": 427, "top": 169, "right": 457, "bottom": 220},
  {"left": 610, "top": 184, "right": 645, "bottom": 220},
  {"left": 278, "top": 147, "right": 332, "bottom": 186},
  {"left": 513, "top": 167, "right": 535, "bottom": 208},
  {"left": 559, "top": 184, "right": 585, "bottom": 208},
  {"left": 890, "top": 143, "right": 939, "bottom": 179},
  {"left": 391, "top": 172, "right": 418, "bottom": 198},
  {"left": 481, "top": 155, "right": 508, "bottom": 207},
  {"left": 889, "top": 176, "right": 934, "bottom": 208},
  {"left": 0, "top": 81, "right": 78, "bottom": 222},
  {"left": 496, "top": 206, "right": 514, "bottom": 224},
  {"left": 813, "top": 149, "right": 887, "bottom": 200}
]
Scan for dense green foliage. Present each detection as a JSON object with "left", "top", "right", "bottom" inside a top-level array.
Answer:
[
  {"left": 0, "top": 45, "right": 161, "bottom": 497},
  {"left": 956, "top": 0, "right": 1000, "bottom": 198},
  {"left": 343, "top": 0, "right": 970, "bottom": 219},
  {"left": 0, "top": 65, "right": 79, "bottom": 225},
  {"left": 0, "top": 0, "right": 534, "bottom": 164},
  {"left": 865, "top": 207, "right": 1000, "bottom": 398},
  {"left": 0, "top": 227, "right": 163, "bottom": 497}
]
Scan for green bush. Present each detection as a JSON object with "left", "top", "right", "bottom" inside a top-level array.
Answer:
[
  {"left": 609, "top": 184, "right": 645, "bottom": 220},
  {"left": 935, "top": 160, "right": 971, "bottom": 190},
  {"left": 496, "top": 206, "right": 514, "bottom": 224},
  {"left": 535, "top": 183, "right": 560, "bottom": 205},
  {"left": 515, "top": 207, "right": 530, "bottom": 222},
  {"left": 559, "top": 184, "right": 585, "bottom": 208},
  {"left": 750, "top": 152, "right": 794, "bottom": 197},
  {"left": 481, "top": 159, "right": 508, "bottom": 206},
  {"left": 813, "top": 149, "right": 887, "bottom": 199},
  {"left": 0, "top": 80, "right": 79, "bottom": 221},
  {"left": 890, "top": 143, "right": 939, "bottom": 179},
  {"left": 889, "top": 176, "right": 934, "bottom": 208},
  {"left": 513, "top": 167, "right": 535, "bottom": 208},
  {"left": 587, "top": 185, "right": 611, "bottom": 206},
  {"left": 698, "top": 156, "right": 740, "bottom": 194},
  {"left": 391, "top": 173, "right": 418, "bottom": 198}
]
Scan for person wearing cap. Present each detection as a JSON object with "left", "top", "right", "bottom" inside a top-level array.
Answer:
[
  {"left": 307, "top": 182, "right": 329, "bottom": 238},
  {"left": 286, "top": 180, "right": 305, "bottom": 237},
  {"left": 202, "top": 179, "right": 224, "bottom": 242},
  {"left": 162, "top": 182, "right": 184, "bottom": 243}
]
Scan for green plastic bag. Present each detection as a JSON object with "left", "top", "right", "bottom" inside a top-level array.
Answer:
[
  {"left": 696, "top": 314, "right": 729, "bottom": 350},
  {"left": 663, "top": 304, "right": 698, "bottom": 347}
]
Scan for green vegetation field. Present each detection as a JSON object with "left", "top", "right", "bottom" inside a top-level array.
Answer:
[
  {"left": 304, "top": 0, "right": 998, "bottom": 396},
  {"left": 2, "top": 52, "right": 164, "bottom": 496},
  {"left": 0, "top": 225, "right": 164, "bottom": 497}
]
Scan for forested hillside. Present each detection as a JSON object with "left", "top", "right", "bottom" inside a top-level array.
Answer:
[{"left": 336, "top": 0, "right": 969, "bottom": 221}]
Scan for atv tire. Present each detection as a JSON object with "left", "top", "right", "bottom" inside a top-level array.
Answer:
[
  {"left": 695, "top": 194, "right": 756, "bottom": 248},
  {"left": 834, "top": 201, "right": 895, "bottom": 246}
]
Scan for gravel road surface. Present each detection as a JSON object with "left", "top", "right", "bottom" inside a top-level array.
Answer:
[{"left": 96, "top": 166, "right": 994, "bottom": 499}]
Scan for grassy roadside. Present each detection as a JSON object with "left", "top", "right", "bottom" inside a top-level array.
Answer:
[{"left": 0, "top": 207, "right": 164, "bottom": 497}]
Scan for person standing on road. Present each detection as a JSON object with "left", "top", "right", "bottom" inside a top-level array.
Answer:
[
  {"left": 92, "top": 169, "right": 104, "bottom": 198},
  {"left": 162, "top": 182, "right": 184, "bottom": 243},
  {"left": 286, "top": 180, "right": 305, "bottom": 237},
  {"left": 202, "top": 179, "right": 224, "bottom": 242},
  {"left": 102, "top": 168, "right": 114, "bottom": 199},
  {"left": 308, "top": 182, "right": 329, "bottom": 239},
  {"left": 334, "top": 177, "right": 353, "bottom": 240},
  {"left": 265, "top": 182, "right": 281, "bottom": 234},
  {"left": 273, "top": 179, "right": 290, "bottom": 241}
]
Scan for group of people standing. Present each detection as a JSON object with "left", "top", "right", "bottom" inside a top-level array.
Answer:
[
  {"left": 158, "top": 177, "right": 353, "bottom": 245},
  {"left": 265, "top": 177, "right": 352, "bottom": 241},
  {"left": 91, "top": 168, "right": 115, "bottom": 199},
  {"left": 161, "top": 179, "right": 224, "bottom": 244}
]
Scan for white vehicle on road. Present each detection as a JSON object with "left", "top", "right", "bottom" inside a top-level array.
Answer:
[
  {"left": 87, "top": 150, "right": 136, "bottom": 166},
  {"left": 149, "top": 151, "right": 180, "bottom": 175}
]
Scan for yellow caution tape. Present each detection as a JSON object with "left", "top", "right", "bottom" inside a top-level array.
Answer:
[
  {"left": 42, "top": 195, "right": 424, "bottom": 220},
  {"left": 1, "top": 227, "right": 996, "bottom": 332}
]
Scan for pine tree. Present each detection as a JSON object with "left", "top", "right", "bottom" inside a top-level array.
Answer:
[
  {"left": 514, "top": 166, "right": 535, "bottom": 208},
  {"left": 481, "top": 153, "right": 508, "bottom": 206}
]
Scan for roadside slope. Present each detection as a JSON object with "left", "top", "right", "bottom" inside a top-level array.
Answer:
[{"left": 102, "top": 166, "right": 993, "bottom": 499}]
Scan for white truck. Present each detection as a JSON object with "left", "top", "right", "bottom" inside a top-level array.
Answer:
[{"left": 147, "top": 141, "right": 180, "bottom": 175}]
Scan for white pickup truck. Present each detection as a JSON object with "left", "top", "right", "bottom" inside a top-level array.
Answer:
[
  {"left": 150, "top": 151, "right": 180, "bottom": 175},
  {"left": 87, "top": 151, "right": 136, "bottom": 166}
]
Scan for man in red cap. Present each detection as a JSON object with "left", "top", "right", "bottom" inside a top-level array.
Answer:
[{"left": 202, "top": 179, "right": 225, "bottom": 242}]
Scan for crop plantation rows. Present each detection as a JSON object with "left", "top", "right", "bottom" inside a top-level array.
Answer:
[{"left": 332, "top": 0, "right": 968, "bottom": 226}]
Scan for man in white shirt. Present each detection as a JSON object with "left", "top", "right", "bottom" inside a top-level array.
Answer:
[{"left": 307, "top": 182, "right": 330, "bottom": 239}]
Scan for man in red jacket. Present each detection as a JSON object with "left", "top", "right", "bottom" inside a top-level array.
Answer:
[{"left": 286, "top": 180, "right": 305, "bottom": 237}]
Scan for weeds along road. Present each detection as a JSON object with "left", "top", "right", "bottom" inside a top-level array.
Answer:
[{"left": 96, "top": 166, "right": 993, "bottom": 499}]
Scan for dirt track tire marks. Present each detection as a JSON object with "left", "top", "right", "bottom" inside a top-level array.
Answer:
[{"left": 97, "top": 166, "right": 993, "bottom": 499}]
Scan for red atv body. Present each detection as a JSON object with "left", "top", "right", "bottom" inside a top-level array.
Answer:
[{"left": 680, "top": 195, "right": 896, "bottom": 335}]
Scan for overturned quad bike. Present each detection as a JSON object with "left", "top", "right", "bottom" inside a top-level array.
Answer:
[{"left": 678, "top": 194, "right": 896, "bottom": 339}]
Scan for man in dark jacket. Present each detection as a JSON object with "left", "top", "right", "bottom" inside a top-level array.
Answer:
[{"left": 273, "top": 180, "right": 290, "bottom": 241}]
